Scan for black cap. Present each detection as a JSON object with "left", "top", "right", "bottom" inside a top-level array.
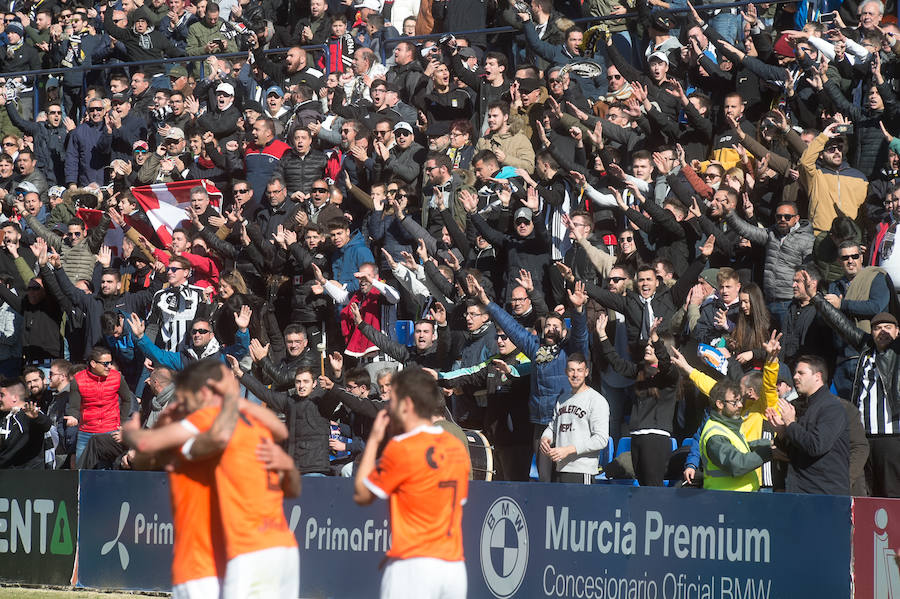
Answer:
[
  {"left": 517, "top": 77, "right": 542, "bottom": 94},
  {"left": 111, "top": 91, "right": 130, "bottom": 103},
  {"left": 243, "top": 100, "right": 264, "bottom": 114},
  {"left": 651, "top": 13, "right": 673, "bottom": 30},
  {"left": 426, "top": 120, "right": 450, "bottom": 137}
]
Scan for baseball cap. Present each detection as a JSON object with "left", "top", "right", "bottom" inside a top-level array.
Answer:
[
  {"left": 111, "top": 91, "right": 130, "bottom": 103},
  {"left": 517, "top": 77, "right": 542, "bottom": 94},
  {"left": 15, "top": 181, "right": 38, "bottom": 194},
  {"left": 393, "top": 121, "right": 414, "bottom": 134},
  {"left": 48, "top": 185, "right": 65, "bottom": 197},
  {"left": 165, "top": 127, "right": 185, "bottom": 141},
  {"left": 458, "top": 47, "right": 477, "bottom": 60},
  {"left": 354, "top": 0, "right": 380, "bottom": 9},
  {"left": 132, "top": 140, "right": 149, "bottom": 151},
  {"left": 169, "top": 64, "right": 189, "bottom": 79},
  {"left": 266, "top": 85, "right": 284, "bottom": 98},
  {"left": 514, "top": 207, "right": 533, "bottom": 223},
  {"left": 648, "top": 51, "right": 670, "bottom": 65},
  {"left": 699, "top": 268, "right": 719, "bottom": 288},
  {"left": 426, "top": 120, "right": 450, "bottom": 137},
  {"left": 216, "top": 82, "right": 235, "bottom": 96},
  {"left": 872, "top": 312, "right": 899, "bottom": 327}
]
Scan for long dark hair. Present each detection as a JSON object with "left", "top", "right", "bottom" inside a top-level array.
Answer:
[{"left": 728, "top": 282, "right": 771, "bottom": 354}]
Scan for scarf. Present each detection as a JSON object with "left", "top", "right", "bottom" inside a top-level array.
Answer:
[
  {"left": 6, "top": 38, "right": 22, "bottom": 59},
  {"left": 196, "top": 155, "right": 215, "bottom": 169},
  {"left": 534, "top": 344, "right": 560, "bottom": 364},
  {"left": 185, "top": 337, "right": 221, "bottom": 361},
  {"left": 340, "top": 287, "right": 383, "bottom": 357},
  {"left": 601, "top": 81, "right": 633, "bottom": 104}
]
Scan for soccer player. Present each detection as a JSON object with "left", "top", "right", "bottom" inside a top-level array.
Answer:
[
  {"left": 127, "top": 359, "right": 299, "bottom": 599},
  {"left": 353, "top": 368, "right": 471, "bottom": 599}
]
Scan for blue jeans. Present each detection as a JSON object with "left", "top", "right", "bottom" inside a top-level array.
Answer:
[
  {"left": 767, "top": 300, "right": 792, "bottom": 331},
  {"left": 75, "top": 431, "right": 100, "bottom": 468},
  {"left": 709, "top": 12, "right": 742, "bottom": 44}
]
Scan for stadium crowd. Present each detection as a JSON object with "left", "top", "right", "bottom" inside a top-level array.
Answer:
[{"left": 1, "top": 0, "right": 900, "bottom": 498}]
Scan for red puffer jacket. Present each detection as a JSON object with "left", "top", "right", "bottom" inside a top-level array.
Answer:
[{"left": 74, "top": 369, "right": 123, "bottom": 433}]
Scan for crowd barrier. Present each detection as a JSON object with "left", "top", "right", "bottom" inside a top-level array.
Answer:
[{"left": 3, "top": 470, "right": 898, "bottom": 597}]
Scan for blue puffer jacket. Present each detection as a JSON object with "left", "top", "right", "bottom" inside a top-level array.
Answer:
[
  {"left": 330, "top": 231, "right": 375, "bottom": 294},
  {"left": 486, "top": 303, "right": 589, "bottom": 425}
]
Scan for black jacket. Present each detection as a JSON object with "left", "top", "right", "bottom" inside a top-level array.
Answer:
[
  {"left": 0, "top": 281, "right": 63, "bottom": 362},
  {"left": 0, "top": 409, "right": 51, "bottom": 469},
  {"left": 586, "top": 257, "right": 705, "bottom": 343},
  {"left": 103, "top": 5, "right": 184, "bottom": 75},
  {"left": 276, "top": 148, "right": 327, "bottom": 196},
  {"left": 470, "top": 213, "right": 554, "bottom": 300},
  {"left": 241, "top": 371, "right": 336, "bottom": 474},
  {"left": 357, "top": 321, "right": 452, "bottom": 370},
  {"left": 257, "top": 347, "right": 322, "bottom": 391},
  {"left": 779, "top": 386, "right": 850, "bottom": 495}
]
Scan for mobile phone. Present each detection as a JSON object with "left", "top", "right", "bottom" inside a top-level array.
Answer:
[
  {"left": 834, "top": 123, "right": 854, "bottom": 135},
  {"left": 819, "top": 11, "right": 837, "bottom": 23}
]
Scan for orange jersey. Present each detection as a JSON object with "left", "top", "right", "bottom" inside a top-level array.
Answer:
[
  {"left": 185, "top": 406, "right": 297, "bottom": 561},
  {"left": 365, "top": 425, "right": 470, "bottom": 562},
  {"left": 168, "top": 458, "right": 225, "bottom": 585}
]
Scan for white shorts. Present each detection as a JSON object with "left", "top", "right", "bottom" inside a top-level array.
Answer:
[
  {"left": 380, "top": 557, "right": 467, "bottom": 599},
  {"left": 172, "top": 576, "right": 221, "bottom": 599},
  {"left": 222, "top": 545, "right": 300, "bottom": 599}
]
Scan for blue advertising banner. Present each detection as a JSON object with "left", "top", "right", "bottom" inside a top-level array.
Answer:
[
  {"left": 76, "top": 470, "right": 173, "bottom": 592},
  {"left": 71, "top": 473, "right": 854, "bottom": 598},
  {"left": 464, "top": 484, "right": 852, "bottom": 599}
]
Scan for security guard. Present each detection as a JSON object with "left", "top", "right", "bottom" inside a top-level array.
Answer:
[{"left": 699, "top": 380, "right": 774, "bottom": 492}]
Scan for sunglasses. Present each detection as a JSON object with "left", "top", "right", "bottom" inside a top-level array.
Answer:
[
  {"left": 395, "top": 130, "right": 412, "bottom": 137},
  {"left": 840, "top": 253, "right": 861, "bottom": 261},
  {"left": 775, "top": 213, "right": 797, "bottom": 220},
  {"left": 234, "top": 188, "right": 250, "bottom": 194},
  {"left": 134, "top": 148, "right": 148, "bottom": 153},
  {"left": 823, "top": 146, "right": 842, "bottom": 153},
  {"left": 94, "top": 360, "right": 113, "bottom": 367},
  {"left": 609, "top": 276, "right": 627, "bottom": 283},
  {"left": 607, "top": 74, "right": 623, "bottom": 81},
  {"left": 166, "top": 266, "right": 185, "bottom": 272},
  {"left": 496, "top": 333, "right": 509, "bottom": 340},
  {"left": 88, "top": 106, "right": 104, "bottom": 112},
  {"left": 191, "top": 328, "right": 211, "bottom": 335},
  {"left": 311, "top": 187, "right": 328, "bottom": 193},
  {"left": 703, "top": 173, "right": 721, "bottom": 179}
]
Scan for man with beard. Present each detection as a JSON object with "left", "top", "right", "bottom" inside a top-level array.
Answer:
[
  {"left": 1, "top": 97, "right": 68, "bottom": 186},
  {"left": 470, "top": 274, "right": 589, "bottom": 482},
  {"left": 250, "top": 325, "right": 323, "bottom": 390},
  {"left": 354, "top": 368, "right": 470, "bottom": 599}
]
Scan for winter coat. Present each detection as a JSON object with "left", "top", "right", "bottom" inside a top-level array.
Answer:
[
  {"left": 5, "top": 104, "right": 66, "bottom": 185},
  {"left": 25, "top": 213, "right": 110, "bottom": 284},
  {"left": 385, "top": 60, "right": 429, "bottom": 105},
  {"left": 487, "top": 304, "right": 590, "bottom": 425},
  {"left": 241, "top": 372, "right": 336, "bottom": 474},
  {"left": 276, "top": 148, "right": 328, "bottom": 196},
  {"left": 0, "top": 408, "right": 51, "bottom": 469},
  {"left": 243, "top": 138, "right": 291, "bottom": 210},
  {"left": 800, "top": 133, "right": 869, "bottom": 234},
  {"left": 258, "top": 348, "right": 322, "bottom": 391},
  {"left": 475, "top": 129, "right": 536, "bottom": 173},
  {"left": 103, "top": 5, "right": 184, "bottom": 75},
  {"left": 329, "top": 231, "right": 375, "bottom": 294},
  {"left": 64, "top": 120, "right": 108, "bottom": 187},
  {"left": 726, "top": 213, "right": 815, "bottom": 302}
]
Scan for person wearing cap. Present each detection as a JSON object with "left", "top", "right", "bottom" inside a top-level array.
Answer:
[
  {"left": 605, "top": 35, "right": 681, "bottom": 121},
  {"left": 100, "top": 93, "right": 151, "bottom": 163},
  {"left": 138, "top": 127, "right": 188, "bottom": 184},
  {"left": 46, "top": 186, "right": 75, "bottom": 228},
  {"left": 103, "top": 3, "right": 184, "bottom": 79},
  {"left": 799, "top": 121, "right": 868, "bottom": 235},
  {"left": 263, "top": 86, "right": 291, "bottom": 136},
  {"left": 809, "top": 269, "right": 900, "bottom": 496},
  {"left": 0, "top": 20, "right": 39, "bottom": 118},
  {"left": 197, "top": 81, "right": 242, "bottom": 143},
  {"left": 373, "top": 121, "right": 426, "bottom": 187}
]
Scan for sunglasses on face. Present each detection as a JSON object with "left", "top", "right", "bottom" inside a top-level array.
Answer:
[
  {"left": 191, "top": 328, "right": 211, "bottom": 335},
  {"left": 94, "top": 360, "right": 113, "bottom": 367},
  {"left": 166, "top": 266, "right": 185, "bottom": 273},
  {"left": 234, "top": 188, "right": 250, "bottom": 194},
  {"left": 395, "top": 131, "right": 412, "bottom": 137},
  {"left": 89, "top": 106, "right": 104, "bottom": 112},
  {"left": 609, "top": 276, "right": 627, "bottom": 283},
  {"left": 607, "top": 74, "right": 623, "bottom": 81},
  {"left": 704, "top": 173, "right": 721, "bottom": 179},
  {"left": 840, "top": 253, "right": 861, "bottom": 261},
  {"left": 496, "top": 333, "right": 509, "bottom": 340},
  {"left": 775, "top": 213, "right": 797, "bottom": 220},
  {"left": 311, "top": 187, "right": 328, "bottom": 193}
]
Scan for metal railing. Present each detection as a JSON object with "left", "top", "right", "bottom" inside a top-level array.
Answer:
[{"left": 0, "top": 0, "right": 800, "bottom": 82}]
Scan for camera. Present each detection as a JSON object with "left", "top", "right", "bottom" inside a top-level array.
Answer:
[
  {"left": 835, "top": 123, "right": 854, "bottom": 135},
  {"left": 513, "top": 0, "right": 531, "bottom": 15}
]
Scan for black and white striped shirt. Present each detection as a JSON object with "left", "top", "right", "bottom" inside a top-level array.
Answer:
[
  {"left": 857, "top": 354, "right": 900, "bottom": 436},
  {"left": 148, "top": 284, "right": 207, "bottom": 353}
]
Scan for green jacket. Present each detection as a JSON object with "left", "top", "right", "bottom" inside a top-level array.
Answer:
[
  {"left": 186, "top": 18, "right": 237, "bottom": 77},
  {"left": 701, "top": 411, "right": 772, "bottom": 483}
]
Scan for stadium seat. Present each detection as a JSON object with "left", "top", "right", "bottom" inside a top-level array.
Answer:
[
  {"left": 395, "top": 320, "right": 414, "bottom": 347},
  {"left": 594, "top": 439, "right": 615, "bottom": 482},
  {"left": 614, "top": 436, "right": 631, "bottom": 457}
]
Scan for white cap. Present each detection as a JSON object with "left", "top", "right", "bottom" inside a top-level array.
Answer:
[
  {"left": 216, "top": 82, "right": 235, "bottom": 96},
  {"left": 166, "top": 127, "right": 185, "bottom": 141},
  {"left": 648, "top": 51, "right": 670, "bottom": 65},
  {"left": 393, "top": 121, "right": 414, "bottom": 134},
  {"left": 354, "top": 0, "right": 380, "bottom": 9}
]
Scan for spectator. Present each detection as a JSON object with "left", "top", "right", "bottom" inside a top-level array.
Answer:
[{"left": 0, "top": 379, "right": 51, "bottom": 469}]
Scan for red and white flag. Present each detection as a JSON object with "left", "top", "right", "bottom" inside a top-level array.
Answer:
[
  {"left": 76, "top": 207, "right": 124, "bottom": 255},
  {"left": 129, "top": 180, "right": 222, "bottom": 246}
]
